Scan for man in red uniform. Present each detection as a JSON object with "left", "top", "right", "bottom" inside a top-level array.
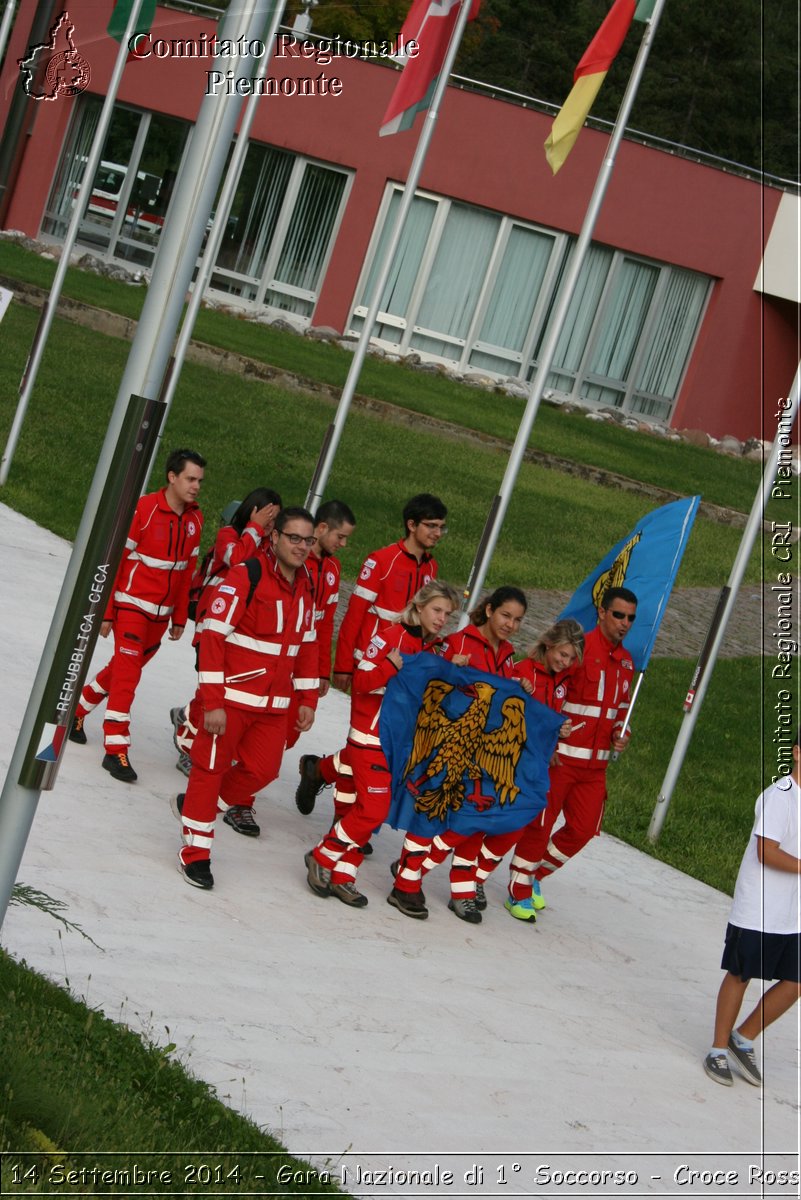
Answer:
[
  {"left": 70, "top": 448, "right": 205, "bottom": 782},
  {"left": 287, "top": 499, "right": 356, "bottom": 771},
  {"left": 509, "top": 587, "right": 637, "bottom": 900},
  {"left": 295, "top": 492, "right": 447, "bottom": 812},
  {"left": 174, "top": 507, "right": 320, "bottom": 889}
]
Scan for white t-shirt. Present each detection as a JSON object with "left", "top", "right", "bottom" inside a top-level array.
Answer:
[{"left": 728, "top": 776, "right": 800, "bottom": 935}]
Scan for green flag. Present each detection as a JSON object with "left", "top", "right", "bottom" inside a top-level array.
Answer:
[
  {"left": 634, "top": 0, "right": 657, "bottom": 19},
  {"left": 107, "top": 0, "right": 157, "bottom": 43}
]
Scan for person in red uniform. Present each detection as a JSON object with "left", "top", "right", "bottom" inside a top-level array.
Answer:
[
  {"left": 305, "top": 581, "right": 460, "bottom": 909},
  {"left": 174, "top": 507, "right": 320, "bottom": 890},
  {"left": 388, "top": 586, "right": 528, "bottom": 923},
  {"left": 509, "top": 587, "right": 637, "bottom": 906},
  {"left": 468, "top": 617, "right": 585, "bottom": 921},
  {"left": 171, "top": 487, "right": 282, "bottom": 786},
  {"left": 295, "top": 492, "right": 447, "bottom": 813},
  {"left": 70, "top": 448, "right": 206, "bottom": 782},
  {"left": 287, "top": 499, "right": 356, "bottom": 771}
]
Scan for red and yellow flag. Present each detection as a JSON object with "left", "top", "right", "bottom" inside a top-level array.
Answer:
[{"left": 544, "top": 0, "right": 637, "bottom": 174}]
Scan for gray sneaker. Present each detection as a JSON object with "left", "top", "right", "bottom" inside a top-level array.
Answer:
[
  {"left": 176, "top": 751, "right": 192, "bottom": 777},
  {"left": 330, "top": 881, "right": 368, "bottom": 908},
  {"left": 703, "top": 1051, "right": 733, "bottom": 1086},
  {"left": 448, "top": 897, "right": 482, "bottom": 925},
  {"left": 475, "top": 882, "right": 487, "bottom": 911},
  {"left": 728, "top": 1036, "right": 762, "bottom": 1086},
  {"left": 305, "top": 851, "right": 331, "bottom": 897},
  {"left": 169, "top": 706, "right": 186, "bottom": 751}
]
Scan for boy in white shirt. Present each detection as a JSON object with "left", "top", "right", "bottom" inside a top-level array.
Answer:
[{"left": 704, "top": 728, "right": 800, "bottom": 1086}]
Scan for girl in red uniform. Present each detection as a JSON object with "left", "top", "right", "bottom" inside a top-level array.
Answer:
[
  {"left": 305, "top": 581, "right": 460, "bottom": 908},
  {"left": 475, "top": 617, "right": 585, "bottom": 921},
  {"left": 388, "top": 586, "right": 528, "bottom": 923}
]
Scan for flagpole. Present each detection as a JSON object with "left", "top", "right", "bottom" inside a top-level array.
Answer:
[
  {"left": 648, "top": 360, "right": 801, "bottom": 843},
  {"left": 149, "top": 2, "right": 285, "bottom": 476},
  {"left": 459, "top": 0, "right": 668, "bottom": 614},
  {"left": 305, "top": 0, "right": 475, "bottom": 512},
  {"left": 0, "top": 0, "right": 147, "bottom": 486}
]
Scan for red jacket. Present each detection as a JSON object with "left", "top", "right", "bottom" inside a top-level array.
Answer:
[
  {"left": 513, "top": 657, "right": 572, "bottom": 711},
  {"left": 193, "top": 520, "right": 266, "bottom": 636},
  {"left": 556, "top": 626, "right": 634, "bottom": 769},
  {"left": 197, "top": 548, "right": 318, "bottom": 715},
  {"left": 347, "top": 623, "right": 433, "bottom": 749},
  {"left": 306, "top": 550, "right": 342, "bottom": 682},
  {"left": 109, "top": 489, "right": 203, "bottom": 626},
  {"left": 440, "top": 623, "right": 516, "bottom": 677},
  {"left": 333, "top": 540, "right": 438, "bottom": 674}
]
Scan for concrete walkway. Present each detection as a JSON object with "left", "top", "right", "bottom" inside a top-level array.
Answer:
[{"left": 1, "top": 505, "right": 796, "bottom": 1198}]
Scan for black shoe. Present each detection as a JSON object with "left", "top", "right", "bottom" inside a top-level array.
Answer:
[
  {"left": 295, "top": 754, "right": 323, "bottom": 815},
  {"left": 178, "top": 855, "right": 213, "bottom": 890},
  {"left": 69, "top": 715, "right": 87, "bottom": 745},
  {"left": 223, "top": 805, "right": 260, "bottom": 837},
  {"left": 475, "top": 882, "right": 487, "bottom": 911},
  {"left": 387, "top": 887, "right": 429, "bottom": 920},
  {"left": 102, "top": 752, "right": 137, "bottom": 782},
  {"left": 170, "top": 793, "right": 185, "bottom": 822},
  {"left": 390, "top": 858, "right": 425, "bottom": 903},
  {"left": 360, "top": 841, "right": 373, "bottom": 856},
  {"left": 448, "top": 897, "right": 482, "bottom": 924}
]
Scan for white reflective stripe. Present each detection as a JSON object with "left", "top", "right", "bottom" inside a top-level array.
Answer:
[
  {"left": 597, "top": 749, "right": 611, "bottom": 761},
  {"left": 287, "top": 644, "right": 300, "bottom": 657},
  {"left": 334, "top": 860, "right": 358, "bottom": 882},
  {"left": 272, "top": 696, "right": 291, "bottom": 709},
  {"left": 348, "top": 727, "right": 381, "bottom": 747},
  {"left": 353, "top": 648, "right": 364, "bottom": 661},
  {"left": 105, "top": 734, "right": 130, "bottom": 746},
  {"left": 125, "top": 537, "right": 137, "bottom": 550},
  {"left": 293, "top": 678, "right": 319, "bottom": 689},
  {"left": 184, "top": 833, "right": 214, "bottom": 849},
  {"left": 327, "top": 593, "right": 339, "bottom": 605},
  {"left": 372, "top": 604, "right": 398, "bottom": 620},
  {"left": 546, "top": 838, "right": 570, "bottom": 864},
  {"left": 245, "top": 526, "right": 261, "bottom": 544},
  {"left": 302, "top": 630, "right": 316, "bottom": 642},
  {"left": 359, "top": 661, "right": 377, "bottom": 673},
  {"left": 129, "top": 551, "right": 188, "bottom": 570},
  {"left": 605, "top": 707, "right": 620, "bottom": 719},
  {"left": 314, "top": 609, "right": 326, "bottom": 621},
  {"left": 104, "top": 709, "right": 130, "bottom": 722},
  {"left": 223, "top": 688, "right": 292, "bottom": 710},
  {"left": 563, "top": 702, "right": 602, "bottom": 718},
  {"left": 198, "top": 672, "right": 225, "bottom": 684},
  {"left": 223, "top": 544, "right": 236, "bottom": 566},
  {"left": 558, "top": 744, "right": 594, "bottom": 760},
  {"left": 200, "top": 618, "right": 236, "bottom": 636},
  {"left": 275, "top": 601, "right": 284, "bottom": 633},
  {"left": 114, "top": 591, "right": 172, "bottom": 617},
  {"left": 353, "top": 584, "right": 378, "bottom": 602},
  {"left": 451, "top": 881, "right": 474, "bottom": 896},
  {"left": 183, "top": 816, "right": 216, "bottom": 833},
  {"left": 227, "top": 632, "right": 282, "bottom": 654}
]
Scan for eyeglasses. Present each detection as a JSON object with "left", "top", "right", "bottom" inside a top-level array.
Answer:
[
  {"left": 418, "top": 521, "right": 448, "bottom": 534},
  {"left": 278, "top": 532, "right": 316, "bottom": 547},
  {"left": 609, "top": 610, "right": 636, "bottom": 622}
]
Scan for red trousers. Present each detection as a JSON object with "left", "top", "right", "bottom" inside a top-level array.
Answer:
[
  {"left": 178, "top": 706, "right": 288, "bottom": 864},
  {"left": 77, "top": 610, "right": 168, "bottom": 754},
  {"left": 508, "top": 761, "right": 607, "bottom": 896},
  {"left": 394, "top": 829, "right": 483, "bottom": 900},
  {"left": 314, "top": 744, "right": 391, "bottom": 886}
]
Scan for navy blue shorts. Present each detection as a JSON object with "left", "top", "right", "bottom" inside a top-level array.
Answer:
[{"left": 721, "top": 923, "right": 801, "bottom": 983}]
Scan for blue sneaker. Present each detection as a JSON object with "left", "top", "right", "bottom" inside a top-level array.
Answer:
[
  {"left": 504, "top": 895, "right": 537, "bottom": 922},
  {"left": 531, "top": 879, "right": 546, "bottom": 910}
]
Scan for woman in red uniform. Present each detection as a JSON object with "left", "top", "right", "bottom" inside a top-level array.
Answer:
[
  {"left": 305, "top": 581, "right": 460, "bottom": 908},
  {"left": 388, "top": 586, "right": 528, "bottom": 923},
  {"left": 474, "top": 617, "right": 585, "bottom": 921}
]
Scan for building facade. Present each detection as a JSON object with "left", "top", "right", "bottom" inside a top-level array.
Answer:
[{"left": 1, "top": 0, "right": 798, "bottom": 441}]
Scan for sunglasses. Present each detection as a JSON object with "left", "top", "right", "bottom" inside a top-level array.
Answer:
[{"left": 609, "top": 610, "right": 636, "bottom": 622}]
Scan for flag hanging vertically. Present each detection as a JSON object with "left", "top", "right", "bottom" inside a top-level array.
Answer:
[
  {"left": 107, "top": 0, "right": 157, "bottom": 44},
  {"left": 544, "top": 0, "right": 651, "bottom": 174},
  {"left": 381, "top": 654, "right": 563, "bottom": 838},
  {"left": 380, "top": 0, "right": 481, "bottom": 137},
  {"left": 558, "top": 495, "right": 701, "bottom": 671}
]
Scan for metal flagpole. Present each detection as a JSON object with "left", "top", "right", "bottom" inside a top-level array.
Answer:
[
  {"left": 459, "top": 0, "right": 668, "bottom": 615},
  {"left": 0, "top": 0, "right": 18, "bottom": 70},
  {"left": 149, "top": 3, "right": 284, "bottom": 474},
  {"left": 648, "top": 360, "right": 801, "bottom": 843},
  {"left": 305, "top": 0, "right": 475, "bottom": 512},
  {"left": 0, "top": 0, "right": 147, "bottom": 486},
  {"left": 0, "top": 0, "right": 278, "bottom": 931}
]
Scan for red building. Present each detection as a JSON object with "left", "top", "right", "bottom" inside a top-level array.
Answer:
[{"left": 1, "top": 0, "right": 798, "bottom": 440}]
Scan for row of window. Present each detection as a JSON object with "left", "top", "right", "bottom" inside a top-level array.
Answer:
[{"left": 43, "top": 98, "right": 711, "bottom": 423}]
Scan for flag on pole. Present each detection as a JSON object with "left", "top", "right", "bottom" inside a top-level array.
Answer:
[
  {"left": 108, "top": 0, "right": 156, "bottom": 44},
  {"left": 380, "top": 0, "right": 481, "bottom": 137},
  {"left": 558, "top": 495, "right": 701, "bottom": 670},
  {"left": 380, "top": 653, "right": 563, "bottom": 837},
  {"left": 544, "top": 0, "right": 653, "bottom": 174}
]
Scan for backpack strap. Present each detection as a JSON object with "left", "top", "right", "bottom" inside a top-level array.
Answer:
[{"left": 243, "top": 556, "right": 262, "bottom": 608}]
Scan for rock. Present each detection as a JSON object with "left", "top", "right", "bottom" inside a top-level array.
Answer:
[
  {"left": 585, "top": 411, "right": 612, "bottom": 422},
  {"left": 404, "top": 352, "right": 422, "bottom": 366},
  {"left": 742, "top": 436, "right": 768, "bottom": 455},
  {"left": 743, "top": 446, "right": 765, "bottom": 462},
  {"left": 462, "top": 371, "right": 495, "bottom": 388},
  {"left": 501, "top": 380, "right": 529, "bottom": 400},
  {"left": 599, "top": 406, "right": 626, "bottom": 424},
  {"left": 680, "top": 428, "right": 712, "bottom": 448},
  {"left": 305, "top": 325, "right": 339, "bottom": 342},
  {"left": 716, "top": 434, "right": 743, "bottom": 455},
  {"left": 269, "top": 318, "right": 297, "bottom": 333}
]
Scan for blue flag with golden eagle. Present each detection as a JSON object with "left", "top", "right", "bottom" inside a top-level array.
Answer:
[
  {"left": 381, "top": 654, "right": 563, "bottom": 838},
  {"left": 558, "top": 495, "right": 701, "bottom": 671}
]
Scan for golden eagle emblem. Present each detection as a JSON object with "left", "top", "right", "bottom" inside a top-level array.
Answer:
[
  {"left": 591, "top": 530, "right": 641, "bottom": 609},
  {"left": 403, "top": 679, "right": 527, "bottom": 823}
]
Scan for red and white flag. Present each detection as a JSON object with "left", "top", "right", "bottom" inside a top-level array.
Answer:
[{"left": 380, "top": 0, "right": 481, "bottom": 137}]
